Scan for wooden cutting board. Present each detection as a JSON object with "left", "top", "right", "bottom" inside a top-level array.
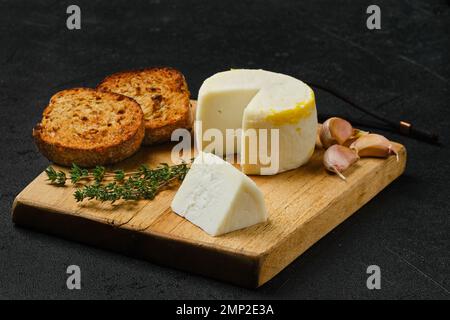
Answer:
[{"left": 11, "top": 107, "right": 407, "bottom": 288}]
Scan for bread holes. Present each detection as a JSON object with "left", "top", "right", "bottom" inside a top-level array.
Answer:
[
  {"left": 151, "top": 94, "right": 163, "bottom": 104},
  {"left": 116, "top": 115, "right": 125, "bottom": 124},
  {"left": 146, "top": 86, "right": 160, "bottom": 94}
]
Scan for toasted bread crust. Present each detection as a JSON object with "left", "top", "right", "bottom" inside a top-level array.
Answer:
[
  {"left": 97, "top": 67, "right": 192, "bottom": 145},
  {"left": 33, "top": 88, "right": 145, "bottom": 167}
]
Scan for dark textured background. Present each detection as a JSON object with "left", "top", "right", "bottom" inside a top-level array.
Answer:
[{"left": 0, "top": 0, "right": 449, "bottom": 299}]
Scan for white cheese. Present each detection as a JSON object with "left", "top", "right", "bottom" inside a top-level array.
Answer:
[
  {"left": 196, "top": 69, "right": 317, "bottom": 175},
  {"left": 171, "top": 152, "right": 267, "bottom": 236}
]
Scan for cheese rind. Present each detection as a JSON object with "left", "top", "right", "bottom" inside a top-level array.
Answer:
[
  {"left": 196, "top": 69, "right": 317, "bottom": 175},
  {"left": 171, "top": 152, "right": 267, "bottom": 236}
]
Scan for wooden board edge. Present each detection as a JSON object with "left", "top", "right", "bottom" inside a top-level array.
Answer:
[
  {"left": 257, "top": 146, "right": 407, "bottom": 286},
  {"left": 11, "top": 198, "right": 262, "bottom": 288},
  {"left": 10, "top": 137, "right": 407, "bottom": 288}
]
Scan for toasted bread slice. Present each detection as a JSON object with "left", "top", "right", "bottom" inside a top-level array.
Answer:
[
  {"left": 97, "top": 67, "right": 192, "bottom": 145},
  {"left": 33, "top": 88, "right": 145, "bottom": 167}
]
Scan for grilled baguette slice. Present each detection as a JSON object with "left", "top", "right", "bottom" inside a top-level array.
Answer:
[
  {"left": 33, "top": 88, "right": 145, "bottom": 167},
  {"left": 97, "top": 67, "right": 192, "bottom": 145}
]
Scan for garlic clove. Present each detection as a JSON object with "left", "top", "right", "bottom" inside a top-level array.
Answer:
[
  {"left": 330, "top": 118, "right": 354, "bottom": 145},
  {"left": 316, "top": 124, "right": 323, "bottom": 148},
  {"left": 353, "top": 128, "right": 369, "bottom": 138},
  {"left": 343, "top": 128, "right": 369, "bottom": 147},
  {"left": 350, "top": 133, "right": 399, "bottom": 161},
  {"left": 390, "top": 143, "right": 401, "bottom": 162},
  {"left": 323, "top": 145, "right": 359, "bottom": 181},
  {"left": 319, "top": 119, "right": 334, "bottom": 148},
  {"left": 320, "top": 117, "right": 353, "bottom": 148}
]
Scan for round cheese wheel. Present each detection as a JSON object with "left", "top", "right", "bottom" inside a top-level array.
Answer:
[{"left": 196, "top": 69, "right": 317, "bottom": 175}]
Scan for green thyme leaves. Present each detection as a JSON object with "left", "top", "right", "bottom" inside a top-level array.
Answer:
[
  {"left": 45, "top": 162, "right": 190, "bottom": 203},
  {"left": 45, "top": 166, "right": 67, "bottom": 186},
  {"left": 69, "top": 164, "right": 89, "bottom": 184}
]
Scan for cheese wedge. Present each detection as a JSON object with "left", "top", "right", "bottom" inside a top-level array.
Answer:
[
  {"left": 171, "top": 152, "right": 267, "bottom": 236},
  {"left": 195, "top": 69, "right": 317, "bottom": 175}
]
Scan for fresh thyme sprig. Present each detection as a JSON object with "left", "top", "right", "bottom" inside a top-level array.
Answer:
[
  {"left": 45, "top": 162, "right": 190, "bottom": 203},
  {"left": 45, "top": 166, "right": 67, "bottom": 186}
]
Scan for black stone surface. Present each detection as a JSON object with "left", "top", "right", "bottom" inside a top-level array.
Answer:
[{"left": 0, "top": 0, "right": 448, "bottom": 299}]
